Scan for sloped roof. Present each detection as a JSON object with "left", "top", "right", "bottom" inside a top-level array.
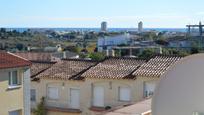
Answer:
[
  {"left": 36, "top": 59, "right": 97, "bottom": 80},
  {"left": 0, "top": 51, "right": 31, "bottom": 69},
  {"left": 14, "top": 52, "right": 52, "bottom": 62},
  {"left": 81, "top": 57, "right": 146, "bottom": 79},
  {"left": 31, "top": 61, "right": 55, "bottom": 79},
  {"left": 133, "top": 55, "right": 182, "bottom": 78}
]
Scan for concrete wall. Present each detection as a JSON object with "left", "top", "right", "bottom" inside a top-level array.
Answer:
[
  {"left": 0, "top": 67, "right": 28, "bottom": 115},
  {"left": 31, "top": 77, "right": 159, "bottom": 115}
]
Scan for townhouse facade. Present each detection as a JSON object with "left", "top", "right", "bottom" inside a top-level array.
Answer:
[
  {"left": 27, "top": 55, "right": 182, "bottom": 115},
  {"left": 14, "top": 52, "right": 183, "bottom": 115},
  {"left": 0, "top": 51, "right": 31, "bottom": 115},
  {"left": 31, "top": 59, "right": 97, "bottom": 115}
]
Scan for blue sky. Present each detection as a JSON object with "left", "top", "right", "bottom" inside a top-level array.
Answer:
[{"left": 0, "top": 0, "right": 204, "bottom": 28}]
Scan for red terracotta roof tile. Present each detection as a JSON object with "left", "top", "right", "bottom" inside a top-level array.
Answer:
[{"left": 0, "top": 51, "right": 31, "bottom": 69}]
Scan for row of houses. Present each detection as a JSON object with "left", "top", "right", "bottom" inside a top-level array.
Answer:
[
  {"left": 14, "top": 52, "right": 182, "bottom": 115},
  {"left": 0, "top": 51, "right": 183, "bottom": 115}
]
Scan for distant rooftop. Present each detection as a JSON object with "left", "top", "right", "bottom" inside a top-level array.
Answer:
[{"left": 14, "top": 52, "right": 52, "bottom": 62}]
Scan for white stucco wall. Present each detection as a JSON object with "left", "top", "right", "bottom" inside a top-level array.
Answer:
[{"left": 152, "top": 54, "right": 204, "bottom": 115}]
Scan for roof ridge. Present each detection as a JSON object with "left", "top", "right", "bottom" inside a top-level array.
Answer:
[
  {"left": 7, "top": 52, "right": 31, "bottom": 62},
  {"left": 62, "top": 58, "right": 99, "bottom": 62}
]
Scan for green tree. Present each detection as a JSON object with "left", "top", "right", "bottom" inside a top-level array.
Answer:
[
  {"left": 155, "top": 39, "right": 169, "bottom": 46},
  {"left": 88, "top": 52, "right": 105, "bottom": 61},
  {"left": 33, "top": 97, "right": 46, "bottom": 115},
  {"left": 139, "top": 49, "right": 156, "bottom": 59},
  {"left": 191, "top": 47, "right": 199, "bottom": 54}
]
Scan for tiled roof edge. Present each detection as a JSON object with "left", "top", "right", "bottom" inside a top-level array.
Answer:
[{"left": 69, "top": 62, "right": 99, "bottom": 80}]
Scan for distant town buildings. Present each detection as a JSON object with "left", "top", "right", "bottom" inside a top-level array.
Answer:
[
  {"left": 97, "top": 34, "right": 132, "bottom": 53},
  {"left": 138, "top": 21, "right": 143, "bottom": 33},
  {"left": 101, "top": 21, "right": 108, "bottom": 32}
]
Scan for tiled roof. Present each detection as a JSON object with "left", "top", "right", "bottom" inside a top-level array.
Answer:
[
  {"left": 133, "top": 55, "right": 182, "bottom": 78},
  {"left": 31, "top": 61, "right": 55, "bottom": 79},
  {"left": 14, "top": 52, "right": 52, "bottom": 62},
  {"left": 81, "top": 57, "right": 146, "bottom": 79},
  {"left": 0, "top": 51, "right": 31, "bottom": 69},
  {"left": 36, "top": 59, "right": 97, "bottom": 80}
]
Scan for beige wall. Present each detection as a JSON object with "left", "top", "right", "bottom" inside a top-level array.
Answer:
[
  {"left": 47, "top": 110, "right": 80, "bottom": 115},
  {"left": 32, "top": 77, "right": 159, "bottom": 115},
  {"left": 0, "top": 68, "right": 25, "bottom": 115}
]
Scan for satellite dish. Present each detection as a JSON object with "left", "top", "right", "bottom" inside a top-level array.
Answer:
[{"left": 152, "top": 54, "right": 204, "bottom": 115}]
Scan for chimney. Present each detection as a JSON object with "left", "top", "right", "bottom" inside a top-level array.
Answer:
[
  {"left": 111, "top": 50, "right": 115, "bottom": 57},
  {"left": 63, "top": 51, "right": 66, "bottom": 59},
  {"left": 159, "top": 47, "right": 163, "bottom": 54},
  {"left": 106, "top": 50, "right": 109, "bottom": 56}
]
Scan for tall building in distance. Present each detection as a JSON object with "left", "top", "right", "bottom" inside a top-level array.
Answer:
[
  {"left": 101, "top": 21, "right": 108, "bottom": 32},
  {"left": 138, "top": 21, "right": 143, "bottom": 33}
]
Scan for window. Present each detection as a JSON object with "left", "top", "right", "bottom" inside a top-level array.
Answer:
[
  {"left": 48, "top": 87, "right": 59, "bottom": 100},
  {"left": 119, "top": 87, "right": 131, "bottom": 101},
  {"left": 93, "top": 86, "right": 104, "bottom": 107},
  {"left": 9, "top": 71, "right": 21, "bottom": 86},
  {"left": 9, "top": 110, "right": 21, "bottom": 115},
  {"left": 144, "top": 82, "right": 156, "bottom": 98},
  {"left": 31, "top": 89, "right": 36, "bottom": 102}
]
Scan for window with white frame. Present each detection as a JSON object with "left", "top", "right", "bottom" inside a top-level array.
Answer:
[
  {"left": 144, "top": 81, "right": 156, "bottom": 98},
  {"left": 9, "top": 71, "right": 21, "bottom": 86},
  {"left": 31, "top": 89, "right": 36, "bottom": 102},
  {"left": 48, "top": 87, "right": 59, "bottom": 100},
  {"left": 119, "top": 87, "right": 131, "bottom": 101}
]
